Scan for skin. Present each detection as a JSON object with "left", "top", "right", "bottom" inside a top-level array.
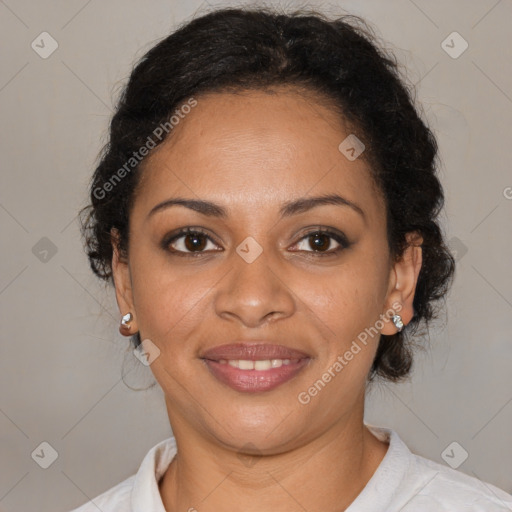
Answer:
[{"left": 111, "top": 87, "right": 423, "bottom": 511}]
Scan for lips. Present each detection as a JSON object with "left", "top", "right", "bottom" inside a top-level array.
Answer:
[
  {"left": 200, "top": 342, "right": 311, "bottom": 393},
  {"left": 200, "top": 342, "right": 310, "bottom": 361}
]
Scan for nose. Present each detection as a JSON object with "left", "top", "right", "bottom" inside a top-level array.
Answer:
[{"left": 214, "top": 245, "right": 296, "bottom": 328}]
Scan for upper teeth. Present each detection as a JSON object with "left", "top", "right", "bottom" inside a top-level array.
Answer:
[{"left": 218, "top": 359, "right": 297, "bottom": 370}]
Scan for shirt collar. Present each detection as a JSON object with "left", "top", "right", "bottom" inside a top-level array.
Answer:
[
  {"left": 131, "top": 435, "right": 178, "bottom": 512},
  {"left": 345, "top": 424, "right": 412, "bottom": 511}
]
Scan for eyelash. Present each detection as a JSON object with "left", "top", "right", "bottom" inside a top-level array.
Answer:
[{"left": 161, "top": 226, "right": 351, "bottom": 258}]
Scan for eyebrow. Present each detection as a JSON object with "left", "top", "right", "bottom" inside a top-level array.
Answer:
[{"left": 147, "top": 193, "right": 365, "bottom": 221}]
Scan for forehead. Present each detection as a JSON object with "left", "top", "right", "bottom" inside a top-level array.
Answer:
[{"left": 133, "top": 88, "right": 384, "bottom": 222}]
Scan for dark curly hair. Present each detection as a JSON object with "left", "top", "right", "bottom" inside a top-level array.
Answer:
[{"left": 79, "top": 5, "right": 455, "bottom": 383}]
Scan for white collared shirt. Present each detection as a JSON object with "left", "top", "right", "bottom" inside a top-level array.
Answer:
[{"left": 70, "top": 425, "right": 512, "bottom": 511}]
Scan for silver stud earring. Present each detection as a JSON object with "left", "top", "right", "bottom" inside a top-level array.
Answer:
[
  {"left": 121, "top": 312, "right": 133, "bottom": 328},
  {"left": 392, "top": 314, "right": 404, "bottom": 332}
]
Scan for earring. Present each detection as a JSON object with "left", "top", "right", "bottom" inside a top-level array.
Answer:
[
  {"left": 392, "top": 314, "right": 404, "bottom": 332},
  {"left": 121, "top": 312, "right": 133, "bottom": 329}
]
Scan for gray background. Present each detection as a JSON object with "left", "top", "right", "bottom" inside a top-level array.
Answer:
[{"left": 1, "top": 0, "right": 511, "bottom": 510}]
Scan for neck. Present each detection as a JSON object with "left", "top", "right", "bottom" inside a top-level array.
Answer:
[{"left": 158, "top": 412, "right": 388, "bottom": 512}]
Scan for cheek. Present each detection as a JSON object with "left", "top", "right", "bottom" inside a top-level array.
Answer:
[
  {"left": 298, "top": 255, "right": 387, "bottom": 332},
  {"left": 129, "top": 250, "right": 214, "bottom": 351},
  {"left": 299, "top": 273, "right": 383, "bottom": 402}
]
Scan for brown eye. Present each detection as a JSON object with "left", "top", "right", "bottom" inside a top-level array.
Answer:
[
  {"left": 291, "top": 229, "right": 349, "bottom": 257},
  {"left": 295, "top": 231, "right": 341, "bottom": 253},
  {"left": 164, "top": 228, "right": 220, "bottom": 255},
  {"left": 307, "top": 232, "right": 332, "bottom": 252},
  {"left": 183, "top": 232, "right": 207, "bottom": 252}
]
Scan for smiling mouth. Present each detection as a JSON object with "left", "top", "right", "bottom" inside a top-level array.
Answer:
[
  {"left": 202, "top": 356, "right": 311, "bottom": 393},
  {"left": 200, "top": 342, "right": 312, "bottom": 392}
]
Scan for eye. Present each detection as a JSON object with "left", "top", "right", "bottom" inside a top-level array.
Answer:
[
  {"left": 162, "top": 227, "right": 221, "bottom": 256},
  {"left": 290, "top": 228, "right": 350, "bottom": 257},
  {"left": 162, "top": 226, "right": 350, "bottom": 258}
]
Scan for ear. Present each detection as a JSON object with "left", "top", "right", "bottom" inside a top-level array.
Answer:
[
  {"left": 111, "top": 227, "right": 138, "bottom": 336},
  {"left": 380, "top": 231, "right": 423, "bottom": 335}
]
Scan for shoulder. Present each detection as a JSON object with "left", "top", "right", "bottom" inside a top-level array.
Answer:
[
  {"left": 363, "top": 425, "right": 512, "bottom": 512},
  {"left": 403, "top": 444, "right": 512, "bottom": 511},
  {"left": 68, "top": 474, "right": 134, "bottom": 511},
  {"left": 67, "top": 436, "right": 177, "bottom": 512}
]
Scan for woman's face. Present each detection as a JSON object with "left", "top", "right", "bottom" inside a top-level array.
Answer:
[{"left": 113, "top": 88, "right": 411, "bottom": 453}]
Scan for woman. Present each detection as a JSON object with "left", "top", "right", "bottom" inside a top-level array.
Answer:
[{"left": 73, "top": 6, "right": 512, "bottom": 511}]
